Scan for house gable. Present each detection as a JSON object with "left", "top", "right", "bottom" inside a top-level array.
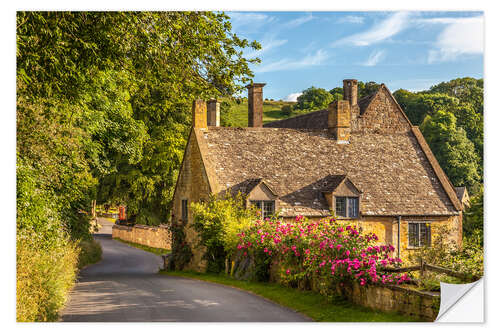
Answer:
[
  {"left": 247, "top": 180, "right": 278, "bottom": 201},
  {"left": 357, "top": 85, "right": 413, "bottom": 134}
]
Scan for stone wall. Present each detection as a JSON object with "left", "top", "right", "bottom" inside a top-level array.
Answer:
[
  {"left": 112, "top": 224, "right": 172, "bottom": 250},
  {"left": 334, "top": 281, "right": 439, "bottom": 321},
  {"left": 171, "top": 129, "right": 212, "bottom": 271}
]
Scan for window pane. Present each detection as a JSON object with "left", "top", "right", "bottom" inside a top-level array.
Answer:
[
  {"left": 348, "top": 197, "right": 358, "bottom": 218},
  {"left": 263, "top": 201, "right": 275, "bottom": 218},
  {"left": 250, "top": 201, "right": 263, "bottom": 218},
  {"left": 181, "top": 200, "right": 188, "bottom": 221},
  {"left": 336, "top": 197, "right": 346, "bottom": 217},
  {"left": 409, "top": 223, "right": 418, "bottom": 247},
  {"left": 420, "top": 223, "right": 431, "bottom": 247}
]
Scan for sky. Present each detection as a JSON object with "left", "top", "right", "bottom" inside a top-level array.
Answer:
[{"left": 228, "top": 11, "right": 484, "bottom": 101}]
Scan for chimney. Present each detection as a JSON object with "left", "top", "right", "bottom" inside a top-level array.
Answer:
[
  {"left": 343, "top": 79, "right": 358, "bottom": 106},
  {"left": 207, "top": 99, "right": 220, "bottom": 127},
  {"left": 192, "top": 99, "right": 207, "bottom": 129},
  {"left": 246, "top": 83, "right": 266, "bottom": 127},
  {"left": 328, "top": 100, "right": 351, "bottom": 143}
]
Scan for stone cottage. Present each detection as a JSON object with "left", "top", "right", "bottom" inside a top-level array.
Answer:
[{"left": 171, "top": 79, "right": 464, "bottom": 272}]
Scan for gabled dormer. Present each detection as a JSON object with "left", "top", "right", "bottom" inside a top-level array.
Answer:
[
  {"left": 244, "top": 178, "right": 278, "bottom": 219},
  {"left": 321, "top": 175, "right": 362, "bottom": 219}
]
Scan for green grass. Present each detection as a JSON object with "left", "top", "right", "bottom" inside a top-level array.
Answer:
[
  {"left": 221, "top": 98, "right": 301, "bottom": 127},
  {"left": 114, "top": 237, "right": 171, "bottom": 256},
  {"left": 77, "top": 239, "right": 103, "bottom": 269},
  {"left": 161, "top": 270, "right": 419, "bottom": 322}
]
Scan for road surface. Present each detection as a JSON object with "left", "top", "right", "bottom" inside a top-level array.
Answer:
[{"left": 61, "top": 218, "right": 310, "bottom": 322}]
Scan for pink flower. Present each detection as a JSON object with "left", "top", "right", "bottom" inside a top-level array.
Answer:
[{"left": 286, "top": 269, "right": 291, "bottom": 275}]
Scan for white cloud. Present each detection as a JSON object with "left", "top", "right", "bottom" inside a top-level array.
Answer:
[
  {"left": 246, "top": 38, "right": 288, "bottom": 58},
  {"left": 284, "top": 92, "right": 302, "bottom": 102},
  {"left": 254, "top": 49, "right": 329, "bottom": 73},
  {"left": 282, "top": 13, "right": 314, "bottom": 29},
  {"left": 426, "top": 16, "right": 484, "bottom": 63},
  {"left": 334, "top": 11, "right": 411, "bottom": 46},
  {"left": 228, "top": 12, "right": 275, "bottom": 33},
  {"left": 338, "top": 15, "right": 365, "bottom": 24},
  {"left": 362, "top": 50, "right": 386, "bottom": 66}
]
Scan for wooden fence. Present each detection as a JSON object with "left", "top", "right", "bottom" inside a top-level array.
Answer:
[{"left": 382, "top": 258, "right": 479, "bottom": 282}]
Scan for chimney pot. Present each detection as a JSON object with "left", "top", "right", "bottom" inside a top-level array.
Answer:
[
  {"left": 207, "top": 99, "right": 220, "bottom": 127},
  {"left": 343, "top": 79, "right": 358, "bottom": 106},
  {"left": 192, "top": 99, "right": 207, "bottom": 129},
  {"left": 246, "top": 83, "right": 266, "bottom": 127}
]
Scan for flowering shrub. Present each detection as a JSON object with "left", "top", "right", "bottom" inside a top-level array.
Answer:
[{"left": 236, "top": 216, "right": 410, "bottom": 288}]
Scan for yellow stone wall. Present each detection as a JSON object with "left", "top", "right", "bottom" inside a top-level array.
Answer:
[{"left": 172, "top": 129, "right": 212, "bottom": 272}]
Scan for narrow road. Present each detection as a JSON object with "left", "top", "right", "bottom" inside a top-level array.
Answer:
[{"left": 61, "top": 218, "right": 310, "bottom": 322}]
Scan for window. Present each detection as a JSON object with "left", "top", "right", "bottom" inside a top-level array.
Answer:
[
  {"left": 251, "top": 200, "right": 275, "bottom": 219},
  {"left": 335, "top": 196, "right": 358, "bottom": 218},
  {"left": 408, "top": 222, "right": 431, "bottom": 248},
  {"left": 181, "top": 199, "right": 188, "bottom": 221}
]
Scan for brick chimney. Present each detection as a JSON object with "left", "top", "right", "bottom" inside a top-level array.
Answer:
[
  {"left": 343, "top": 79, "right": 358, "bottom": 106},
  {"left": 207, "top": 99, "right": 220, "bottom": 127},
  {"left": 192, "top": 99, "right": 207, "bottom": 129},
  {"left": 328, "top": 100, "right": 351, "bottom": 143},
  {"left": 246, "top": 83, "right": 266, "bottom": 127}
]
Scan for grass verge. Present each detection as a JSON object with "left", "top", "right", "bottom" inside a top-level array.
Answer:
[
  {"left": 161, "top": 270, "right": 418, "bottom": 322},
  {"left": 77, "top": 239, "right": 103, "bottom": 269},
  {"left": 114, "top": 237, "right": 171, "bottom": 256}
]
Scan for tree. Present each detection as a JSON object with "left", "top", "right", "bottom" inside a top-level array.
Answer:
[
  {"left": 295, "top": 86, "right": 333, "bottom": 111},
  {"left": 420, "top": 111, "right": 480, "bottom": 189},
  {"left": 358, "top": 81, "right": 381, "bottom": 98},
  {"left": 328, "top": 87, "right": 343, "bottom": 101},
  {"left": 281, "top": 104, "right": 292, "bottom": 116}
]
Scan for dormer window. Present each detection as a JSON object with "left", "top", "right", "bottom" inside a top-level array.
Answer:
[
  {"left": 335, "top": 196, "right": 359, "bottom": 218},
  {"left": 251, "top": 200, "right": 275, "bottom": 219},
  {"left": 321, "top": 175, "right": 362, "bottom": 219}
]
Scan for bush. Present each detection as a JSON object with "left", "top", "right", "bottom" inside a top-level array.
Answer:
[
  {"left": 236, "top": 216, "right": 410, "bottom": 291},
  {"left": 281, "top": 105, "right": 292, "bottom": 116},
  {"left": 191, "top": 193, "right": 257, "bottom": 273},
  {"left": 16, "top": 231, "right": 80, "bottom": 322},
  {"left": 77, "top": 239, "right": 103, "bottom": 269}
]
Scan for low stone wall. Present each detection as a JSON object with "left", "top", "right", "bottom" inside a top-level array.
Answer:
[
  {"left": 112, "top": 224, "right": 172, "bottom": 250},
  {"left": 335, "top": 282, "right": 439, "bottom": 321}
]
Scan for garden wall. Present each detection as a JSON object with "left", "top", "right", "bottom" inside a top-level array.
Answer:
[
  {"left": 112, "top": 224, "right": 172, "bottom": 250},
  {"left": 333, "top": 281, "right": 439, "bottom": 321}
]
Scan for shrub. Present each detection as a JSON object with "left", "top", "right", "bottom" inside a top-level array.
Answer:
[
  {"left": 77, "top": 239, "right": 103, "bottom": 269},
  {"left": 170, "top": 224, "right": 193, "bottom": 270},
  {"left": 281, "top": 105, "right": 292, "bottom": 116},
  {"left": 191, "top": 193, "right": 256, "bottom": 273},
  {"left": 16, "top": 230, "right": 80, "bottom": 322},
  {"left": 236, "top": 216, "right": 410, "bottom": 292}
]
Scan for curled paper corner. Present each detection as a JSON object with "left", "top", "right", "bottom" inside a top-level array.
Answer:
[{"left": 435, "top": 278, "right": 484, "bottom": 322}]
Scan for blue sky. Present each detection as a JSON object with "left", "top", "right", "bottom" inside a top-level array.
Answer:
[{"left": 228, "top": 11, "right": 484, "bottom": 101}]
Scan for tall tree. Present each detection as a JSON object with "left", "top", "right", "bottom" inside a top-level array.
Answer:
[
  {"left": 295, "top": 86, "right": 333, "bottom": 111},
  {"left": 420, "top": 111, "right": 480, "bottom": 189}
]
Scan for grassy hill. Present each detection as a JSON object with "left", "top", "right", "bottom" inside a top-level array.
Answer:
[{"left": 220, "top": 98, "right": 302, "bottom": 127}]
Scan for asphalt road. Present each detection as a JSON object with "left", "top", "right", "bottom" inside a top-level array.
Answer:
[{"left": 61, "top": 218, "right": 310, "bottom": 322}]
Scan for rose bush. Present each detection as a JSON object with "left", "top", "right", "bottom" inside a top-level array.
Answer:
[{"left": 236, "top": 216, "right": 410, "bottom": 288}]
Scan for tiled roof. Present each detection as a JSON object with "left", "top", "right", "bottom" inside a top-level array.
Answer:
[
  {"left": 199, "top": 127, "right": 459, "bottom": 217},
  {"left": 454, "top": 186, "right": 466, "bottom": 201}
]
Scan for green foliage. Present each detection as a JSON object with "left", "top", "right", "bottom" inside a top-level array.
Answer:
[
  {"left": 408, "top": 225, "right": 483, "bottom": 283},
  {"left": 191, "top": 193, "right": 257, "bottom": 273},
  {"left": 463, "top": 188, "right": 484, "bottom": 244},
  {"left": 281, "top": 104, "right": 293, "bottom": 116},
  {"left": 77, "top": 239, "right": 103, "bottom": 269},
  {"left": 357, "top": 81, "right": 381, "bottom": 98},
  {"left": 295, "top": 86, "right": 333, "bottom": 111},
  {"left": 170, "top": 224, "right": 193, "bottom": 270},
  {"left": 16, "top": 230, "right": 80, "bottom": 322},
  {"left": 420, "top": 111, "right": 480, "bottom": 188}
]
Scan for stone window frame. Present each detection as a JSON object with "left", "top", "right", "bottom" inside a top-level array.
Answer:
[
  {"left": 407, "top": 221, "right": 431, "bottom": 249},
  {"left": 250, "top": 200, "right": 275, "bottom": 219},
  {"left": 335, "top": 196, "right": 359, "bottom": 219},
  {"left": 181, "top": 199, "right": 188, "bottom": 222}
]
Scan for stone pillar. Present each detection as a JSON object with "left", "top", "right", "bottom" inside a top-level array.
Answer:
[
  {"left": 328, "top": 100, "right": 351, "bottom": 143},
  {"left": 343, "top": 79, "right": 358, "bottom": 106},
  {"left": 192, "top": 99, "right": 207, "bottom": 129},
  {"left": 207, "top": 99, "right": 220, "bottom": 127},
  {"left": 246, "top": 83, "right": 266, "bottom": 127}
]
